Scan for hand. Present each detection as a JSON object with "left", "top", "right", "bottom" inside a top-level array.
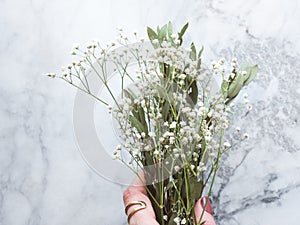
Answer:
[{"left": 123, "top": 174, "right": 216, "bottom": 225}]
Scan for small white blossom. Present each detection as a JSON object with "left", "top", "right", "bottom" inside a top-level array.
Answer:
[
  {"left": 181, "top": 218, "right": 187, "bottom": 224},
  {"left": 170, "top": 121, "right": 177, "bottom": 129},
  {"left": 171, "top": 34, "right": 177, "bottom": 39},
  {"left": 243, "top": 133, "right": 249, "bottom": 139},
  {"left": 152, "top": 39, "right": 159, "bottom": 44},
  {"left": 178, "top": 74, "right": 186, "bottom": 79},
  {"left": 224, "top": 142, "right": 231, "bottom": 148}
]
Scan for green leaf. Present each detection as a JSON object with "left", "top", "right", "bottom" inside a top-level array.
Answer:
[
  {"left": 123, "top": 89, "right": 136, "bottom": 101},
  {"left": 227, "top": 73, "right": 244, "bottom": 98},
  {"left": 188, "top": 79, "right": 198, "bottom": 106},
  {"left": 178, "top": 22, "right": 189, "bottom": 39},
  {"left": 221, "top": 80, "right": 229, "bottom": 99},
  {"left": 158, "top": 24, "right": 168, "bottom": 41},
  {"left": 189, "top": 176, "right": 204, "bottom": 203},
  {"left": 147, "top": 27, "right": 158, "bottom": 41},
  {"left": 129, "top": 115, "right": 146, "bottom": 133},
  {"left": 198, "top": 45, "right": 204, "bottom": 58},
  {"left": 190, "top": 42, "right": 197, "bottom": 61},
  {"left": 162, "top": 100, "right": 171, "bottom": 121},
  {"left": 242, "top": 64, "right": 258, "bottom": 86},
  {"left": 167, "top": 21, "right": 173, "bottom": 38}
]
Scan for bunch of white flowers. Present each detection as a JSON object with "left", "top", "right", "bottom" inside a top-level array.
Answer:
[{"left": 49, "top": 22, "right": 257, "bottom": 225}]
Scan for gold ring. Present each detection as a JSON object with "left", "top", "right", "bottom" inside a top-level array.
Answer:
[{"left": 125, "top": 200, "right": 147, "bottom": 224}]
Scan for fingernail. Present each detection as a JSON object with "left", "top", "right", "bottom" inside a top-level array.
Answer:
[{"left": 200, "top": 196, "right": 213, "bottom": 215}]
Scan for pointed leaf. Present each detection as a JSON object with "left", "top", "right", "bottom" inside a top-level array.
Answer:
[
  {"left": 167, "top": 21, "right": 173, "bottom": 38},
  {"left": 129, "top": 115, "right": 146, "bottom": 133},
  {"left": 158, "top": 24, "right": 168, "bottom": 41},
  {"left": 198, "top": 45, "right": 204, "bottom": 58},
  {"left": 227, "top": 73, "right": 244, "bottom": 98},
  {"left": 147, "top": 27, "right": 158, "bottom": 41},
  {"left": 190, "top": 42, "right": 197, "bottom": 61},
  {"left": 178, "top": 22, "right": 189, "bottom": 39},
  {"left": 243, "top": 64, "right": 258, "bottom": 86},
  {"left": 221, "top": 80, "right": 229, "bottom": 99}
]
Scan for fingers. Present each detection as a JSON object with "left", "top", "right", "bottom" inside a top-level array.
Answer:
[
  {"left": 123, "top": 172, "right": 216, "bottom": 225},
  {"left": 194, "top": 197, "right": 216, "bottom": 225},
  {"left": 123, "top": 173, "right": 159, "bottom": 225}
]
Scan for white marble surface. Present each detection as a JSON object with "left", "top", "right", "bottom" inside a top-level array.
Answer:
[{"left": 1, "top": 0, "right": 300, "bottom": 224}]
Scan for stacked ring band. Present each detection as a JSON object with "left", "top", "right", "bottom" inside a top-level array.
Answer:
[{"left": 125, "top": 200, "right": 147, "bottom": 224}]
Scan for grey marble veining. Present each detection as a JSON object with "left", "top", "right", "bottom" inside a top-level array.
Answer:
[{"left": 0, "top": 0, "right": 299, "bottom": 224}]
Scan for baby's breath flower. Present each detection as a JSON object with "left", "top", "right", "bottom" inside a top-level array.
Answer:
[
  {"left": 46, "top": 73, "right": 56, "bottom": 78},
  {"left": 152, "top": 39, "right": 159, "bottom": 44},
  {"left": 218, "top": 57, "right": 225, "bottom": 65},
  {"left": 153, "top": 150, "right": 159, "bottom": 155},
  {"left": 243, "top": 133, "right": 249, "bottom": 139},
  {"left": 224, "top": 142, "right": 231, "bottom": 148},
  {"left": 178, "top": 74, "right": 186, "bottom": 79},
  {"left": 169, "top": 121, "right": 177, "bottom": 129},
  {"left": 171, "top": 34, "right": 177, "bottom": 39}
]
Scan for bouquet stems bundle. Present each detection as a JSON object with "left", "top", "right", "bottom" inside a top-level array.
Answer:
[{"left": 48, "top": 22, "right": 257, "bottom": 225}]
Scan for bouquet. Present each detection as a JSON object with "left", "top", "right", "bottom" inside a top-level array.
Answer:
[{"left": 48, "top": 22, "right": 257, "bottom": 225}]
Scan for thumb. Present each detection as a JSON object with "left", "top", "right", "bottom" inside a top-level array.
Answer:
[{"left": 194, "top": 197, "right": 216, "bottom": 225}]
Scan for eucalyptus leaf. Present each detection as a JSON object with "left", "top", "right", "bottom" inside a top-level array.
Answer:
[
  {"left": 158, "top": 24, "right": 168, "bottom": 41},
  {"left": 178, "top": 22, "right": 189, "bottom": 39},
  {"left": 227, "top": 73, "right": 244, "bottom": 98},
  {"left": 162, "top": 100, "right": 171, "bottom": 121},
  {"left": 242, "top": 64, "right": 258, "bottom": 86},
  {"left": 188, "top": 80, "right": 198, "bottom": 106},
  {"left": 190, "top": 42, "right": 197, "bottom": 61},
  {"left": 129, "top": 115, "right": 146, "bottom": 133},
  {"left": 147, "top": 27, "right": 158, "bottom": 41},
  {"left": 221, "top": 80, "right": 229, "bottom": 99},
  {"left": 168, "top": 21, "right": 173, "bottom": 38},
  {"left": 198, "top": 46, "right": 204, "bottom": 58}
]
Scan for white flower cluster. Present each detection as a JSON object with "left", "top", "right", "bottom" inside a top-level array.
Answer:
[{"left": 49, "top": 24, "right": 256, "bottom": 225}]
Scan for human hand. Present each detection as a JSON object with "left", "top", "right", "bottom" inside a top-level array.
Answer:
[{"left": 123, "top": 175, "right": 216, "bottom": 225}]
